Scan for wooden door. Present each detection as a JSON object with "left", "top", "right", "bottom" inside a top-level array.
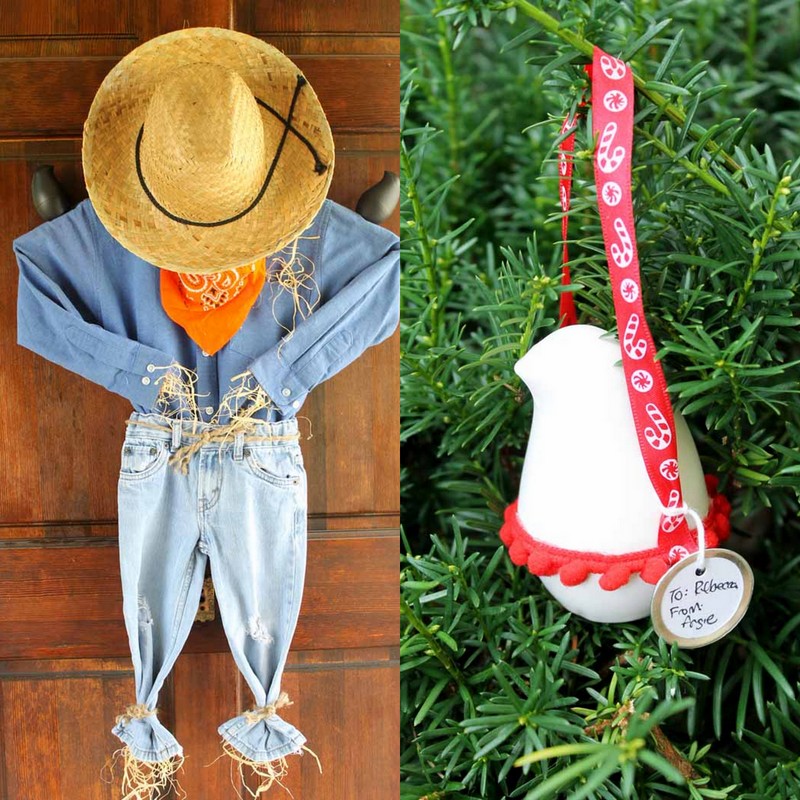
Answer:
[{"left": 0, "top": 2, "right": 399, "bottom": 798}]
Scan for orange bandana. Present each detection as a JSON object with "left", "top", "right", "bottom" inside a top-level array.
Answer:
[{"left": 160, "top": 259, "right": 267, "bottom": 355}]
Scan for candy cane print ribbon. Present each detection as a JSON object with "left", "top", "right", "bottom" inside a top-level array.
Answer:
[
  {"left": 556, "top": 50, "right": 700, "bottom": 561},
  {"left": 590, "top": 46, "right": 696, "bottom": 559}
]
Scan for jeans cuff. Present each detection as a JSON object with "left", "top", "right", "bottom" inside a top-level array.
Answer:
[
  {"left": 112, "top": 715, "right": 183, "bottom": 762},
  {"left": 218, "top": 713, "right": 307, "bottom": 762}
]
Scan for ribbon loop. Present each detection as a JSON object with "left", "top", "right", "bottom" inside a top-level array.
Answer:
[{"left": 558, "top": 47, "right": 695, "bottom": 558}]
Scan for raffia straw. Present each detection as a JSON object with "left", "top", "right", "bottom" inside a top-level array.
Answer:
[
  {"left": 167, "top": 371, "right": 278, "bottom": 474},
  {"left": 269, "top": 236, "right": 320, "bottom": 355},
  {"left": 221, "top": 740, "right": 322, "bottom": 800},
  {"left": 115, "top": 703, "right": 157, "bottom": 726},
  {"left": 296, "top": 415, "right": 313, "bottom": 440},
  {"left": 211, "top": 371, "right": 276, "bottom": 427},
  {"left": 242, "top": 691, "right": 293, "bottom": 724},
  {"left": 154, "top": 363, "right": 207, "bottom": 429},
  {"left": 168, "top": 427, "right": 232, "bottom": 474},
  {"left": 102, "top": 745, "right": 186, "bottom": 800}
]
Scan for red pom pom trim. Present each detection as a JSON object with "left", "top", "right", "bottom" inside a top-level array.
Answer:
[
  {"left": 498, "top": 475, "right": 731, "bottom": 591},
  {"left": 560, "top": 561, "right": 590, "bottom": 586}
]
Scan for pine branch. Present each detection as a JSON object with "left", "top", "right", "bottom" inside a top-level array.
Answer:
[
  {"left": 401, "top": 596, "right": 467, "bottom": 687},
  {"left": 634, "top": 124, "right": 731, "bottom": 198},
  {"left": 734, "top": 174, "right": 792, "bottom": 314},
  {"left": 513, "top": 0, "right": 742, "bottom": 173},
  {"left": 650, "top": 724, "right": 699, "bottom": 781}
]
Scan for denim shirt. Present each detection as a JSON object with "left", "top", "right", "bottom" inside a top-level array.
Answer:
[{"left": 14, "top": 197, "right": 399, "bottom": 421}]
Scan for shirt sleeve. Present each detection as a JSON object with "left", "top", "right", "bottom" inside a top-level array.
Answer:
[
  {"left": 14, "top": 201, "right": 174, "bottom": 407},
  {"left": 248, "top": 201, "right": 399, "bottom": 415}
]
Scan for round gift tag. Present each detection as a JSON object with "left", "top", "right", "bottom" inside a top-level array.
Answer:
[{"left": 651, "top": 548, "right": 754, "bottom": 648}]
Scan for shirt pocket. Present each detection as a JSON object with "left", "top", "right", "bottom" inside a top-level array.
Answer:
[
  {"left": 119, "top": 441, "right": 168, "bottom": 481},
  {"left": 243, "top": 445, "right": 304, "bottom": 489}
]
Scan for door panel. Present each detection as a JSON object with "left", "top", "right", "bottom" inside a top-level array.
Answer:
[
  {"left": 0, "top": 532, "right": 397, "bottom": 659},
  {"left": 0, "top": 647, "right": 398, "bottom": 800}
]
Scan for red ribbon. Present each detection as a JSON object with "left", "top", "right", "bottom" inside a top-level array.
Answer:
[
  {"left": 558, "top": 47, "right": 696, "bottom": 562},
  {"left": 557, "top": 112, "right": 578, "bottom": 327}
]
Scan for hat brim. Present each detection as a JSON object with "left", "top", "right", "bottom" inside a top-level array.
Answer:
[{"left": 82, "top": 27, "right": 334, "bottom": 273}]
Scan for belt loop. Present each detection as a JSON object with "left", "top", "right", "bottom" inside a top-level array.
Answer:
[
  {"left": 171, "top": 420, "right": 182, "bottom": 452},
  {"left": 233, "top": 432, "right": 244, "bottom": 461}
]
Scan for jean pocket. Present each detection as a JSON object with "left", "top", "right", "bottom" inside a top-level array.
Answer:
[
  {"left": 119, "top": 441, "right": 168, "bottom": 481},
  {"left": 244, "top": 445, "right": 304, "bottom": 488}
]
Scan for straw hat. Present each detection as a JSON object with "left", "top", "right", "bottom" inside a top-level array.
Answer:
[{"left": 82, "top": 27, "right": 334, "bottom": 274}]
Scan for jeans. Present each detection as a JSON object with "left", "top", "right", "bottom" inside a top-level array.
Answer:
[{"left": 111, "top": 411, "right": 308, "bottom": 763}]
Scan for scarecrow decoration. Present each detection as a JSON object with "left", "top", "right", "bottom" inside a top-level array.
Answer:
[{"left": 14, "top": 27, "right": 399, "bottom": 799}]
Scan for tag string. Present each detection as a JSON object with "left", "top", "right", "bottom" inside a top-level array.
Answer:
[
  {"left": 558, "top": 48, "right": 696, "bottom": 562},
  {"left": 557, "top": 112, "right": 579, "bottom": 327},
  {"left": 662, "top": 505, "right": 706, "bottom": 573}
]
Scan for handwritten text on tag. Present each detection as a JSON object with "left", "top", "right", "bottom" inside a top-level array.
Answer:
[{"left": 651, "top": 549, "right": 753, "bottom": 649}]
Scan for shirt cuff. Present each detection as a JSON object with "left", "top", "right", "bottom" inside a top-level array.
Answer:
[
  {"left": 248, "top": 352, "right": 309, "bottom": 416},
  {"left": 127, "top": 343, "right": 177, "bottom": 408}
]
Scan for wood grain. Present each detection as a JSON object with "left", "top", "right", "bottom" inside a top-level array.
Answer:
[
  {"left": 0, "top": 0, "right": 139, "bottom": 37},
  {"left": 237, "top": 0, "right": 399, "bottom": 55},
  {"left": 249, "top": 0, "right": 399, "bottom": 35},
  {"left": 0, "top": 56, "right": 397, "bottom": 139},
  {"left": 0, "top": 533, "right": 398, "bottom": 660},
  {"left": 0, "top": 647, "right": 397, "bottom": 800}
]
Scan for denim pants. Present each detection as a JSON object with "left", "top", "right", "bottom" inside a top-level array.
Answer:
[{"left": 111, "top": 411, "right": 308, "bottom": 764}]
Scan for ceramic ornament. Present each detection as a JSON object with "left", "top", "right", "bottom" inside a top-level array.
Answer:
[
  {"left": 499, "top": 47, "right": 731, "bottom": 623},
  {"left": 505, "top": 324, "right": 730, "bottom": 622}
]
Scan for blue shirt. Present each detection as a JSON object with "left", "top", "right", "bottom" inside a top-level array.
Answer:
[{"left": 14, "top": 198, "right": 399, "bottom": 421}]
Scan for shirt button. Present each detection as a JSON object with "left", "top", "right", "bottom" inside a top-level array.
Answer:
[
  {"left": 292, "top": 400, "right": 300, "bottom": 409},
  {"left": 146, "top": 363, "right": 156, "bottom": 373},
  {"left": 141, "top": 376, "right": 151, "bottom": 385},
  {"left": 205, "top": 406, "right": 215, "bottom": 415},
  {"left": 281, "top": 388, "right": 291, "bottom": 397},
  {"left": 201, "top": 351, "right": 210, "bottom": 358}
]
